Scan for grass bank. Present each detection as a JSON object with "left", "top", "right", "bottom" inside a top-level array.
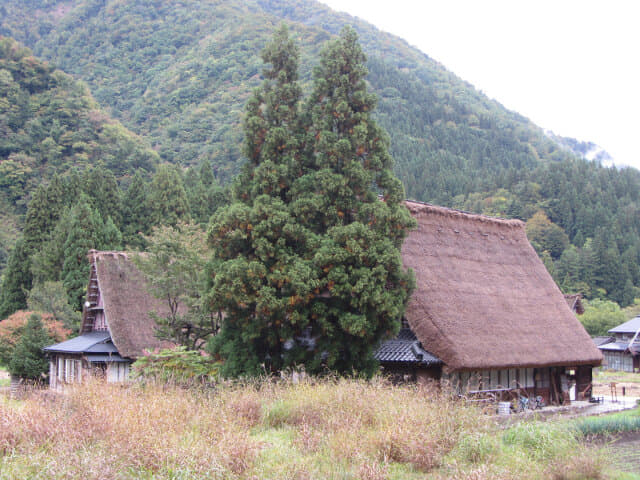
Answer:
[
  {"left": 0, "top": 378, "right": 608, "bottom": 479},
  {"left": 0, "top": 366, "right": 9, "bottom": 387},
  {"left": 594, "top": 369, "right": 640, "bottom": 385}
]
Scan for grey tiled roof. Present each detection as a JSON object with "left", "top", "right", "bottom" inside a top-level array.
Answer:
[
  {"left": 598, "top": 341, "right": 631, "bottom": 352},
  {"left": 608, "top": 316, "right": 640, "bottom": 334},
  {"left": 375, "top": 328, "right": 441, "bottom": 365},
  {"left": 593, "top": 336, "right": 614, "bottom": 347},
  {"left": 43, "top": 331, "right": 111, "bottom": 354}
]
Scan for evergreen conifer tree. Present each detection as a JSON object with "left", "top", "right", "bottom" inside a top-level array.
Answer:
[
  {"left": 121, "top": 171, "right": 151, "bottom": 248},
  {"left": 207, "top": 25, "right": 317, "bottom": 376},
  {"left": 62, "top": 198, "right": 105, "bottom": 309},
  {"left": 207, "top": 26, "right": 414, "bottom": 376},
  {"left": 0, "top": 239, "right": 31, "bottom": 318},
  {"left": 3, "top": 176, "right": 68, "bottom": 316},
  {"left": 8, "top": 313, "right": 53, "bottom": 380},
  {"left": 147, "top": 164, "right": 190, "bottom": 227},
  {"left": 30, "top": 206, "right": 73, "bottom": 285},
  {"left": 84, "top": 165, "right": 122, "bottom": 229},
  {"left": 101, "top": 216, "right": 123, "bottom": 250},
  {"left": 22, "top": 175, "right": 66, "bottom": 252},
  {"left": 290, "top": 26, "right": 415, "bottom": 373}
]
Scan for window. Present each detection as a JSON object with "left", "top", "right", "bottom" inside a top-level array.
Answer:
[
  {"left": 107, "top": 363, "right": 130, "bottom": 383},
  {"left": 57, "top": 356, "right": 65, "bottom": 381},
  {"left": 63, "top": 359, "right": 82, "bottom": 383},
  {"left": 535, "top": 368, "right": 550, "bottom": 388}
]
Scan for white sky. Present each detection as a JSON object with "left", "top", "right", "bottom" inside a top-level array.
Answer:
[{"left": 321, "top": 0, "right": 640, "bottom": 169}]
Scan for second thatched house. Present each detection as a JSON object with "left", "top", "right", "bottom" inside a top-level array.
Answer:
[
  {"left": 376, "top": 201, "right": 602, "bottom": 404},
  {"left": 44, "top": 251, "right": 173, "bottom": 387}
]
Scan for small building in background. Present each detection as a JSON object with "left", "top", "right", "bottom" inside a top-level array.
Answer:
[
  {"left": 44, "top": 250, "right": 172, "bottom": 388},
  {"left": 376, "top": 201, "right": 603, "bottom": 404},
  {"left": 597, "top": 317, "right": 640, "bottom": 373}
]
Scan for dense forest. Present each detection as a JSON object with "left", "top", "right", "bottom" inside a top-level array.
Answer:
[{"left": 1, "top": 0, "right": 640, "bottom": 321}]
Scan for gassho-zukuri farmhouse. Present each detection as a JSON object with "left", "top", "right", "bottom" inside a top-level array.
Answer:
[{"left": 45, "top": 201, "right": 602, "bottom": 404}]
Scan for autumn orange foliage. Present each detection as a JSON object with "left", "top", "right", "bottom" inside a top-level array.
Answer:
[{"left": 0, "top": 310, "right": 71, "bottom": 352}]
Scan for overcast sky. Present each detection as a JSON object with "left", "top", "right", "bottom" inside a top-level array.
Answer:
[{"left": 321, "top": 0, "right": 640, "bottom": 170}]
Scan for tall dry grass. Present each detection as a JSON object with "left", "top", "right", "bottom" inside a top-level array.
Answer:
[
  {"left": 0, "top": 377, "right": 609, "bottom": 479},
  {"left": 0, "top": 380, "right": 260, "bottom": 479}
]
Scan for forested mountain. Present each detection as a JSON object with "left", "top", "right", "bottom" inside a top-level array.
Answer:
[
  {"left": 0, "top": 36, "right": 158, "bottom": 270},
  {"left": 1, "top": 0, "right": 575, "bottom": 189},
  {"left": 1, "top": 0, "right": 640, "bottom": 310}
]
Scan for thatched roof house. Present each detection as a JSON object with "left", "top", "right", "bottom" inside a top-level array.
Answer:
[
  {"left": 45, "top": 251, "right": 172, "bottom": 386},
  {"left": 377, "top": 201, "right": 602, "bottom": 403}
]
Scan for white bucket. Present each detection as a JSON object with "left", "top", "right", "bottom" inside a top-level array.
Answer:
[{"left": 498, "top": 401, "right": 511, "bottom": 415}]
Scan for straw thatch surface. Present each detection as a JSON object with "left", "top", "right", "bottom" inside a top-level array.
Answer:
[
  {"left": 402, "top": 201, "right": 603, "bottom": 371},
  {"left": 564, "top": 294, "right": 585, "bottom": 315},
  {"left": 87, "top": 251, "right": 173, "bottom": 359}
]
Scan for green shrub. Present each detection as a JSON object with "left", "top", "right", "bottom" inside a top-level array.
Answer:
[{"left": 131, "top": 347, "right": 220, "bottom": 386}]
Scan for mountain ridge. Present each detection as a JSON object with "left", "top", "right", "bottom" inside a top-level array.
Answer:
[{"left": 1, "top": 0, "right": 640, "bottom": 307}]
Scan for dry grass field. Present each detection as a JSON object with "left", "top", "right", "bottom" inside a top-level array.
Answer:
[{"left": 0, "top": 378, "right": 616, "bottom": 479}]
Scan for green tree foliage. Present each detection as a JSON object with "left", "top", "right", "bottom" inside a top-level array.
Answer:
[
  {"left": 147, "top": 164, "right": 190, "bottom": 227},
  {"left": 30, "top": 206, "right": 74, "bottom": 285},
  {"left": 121, "top": 170, "right": 151, "bottom": 249},
  {"left": 83, "top": 165, "right": 123, "bottom": 228},
  {"left": 296, "top": 27, "right": 415, "bottom": 373},
  {"left": 207, "top": 26, "right": 414, "bottom": 377},
  {"left": 185, "top": 159, "right": 228, "bottom": 225},
  {"left": 131, "top": 347, "right": 220, "bottom": 385},
  {"left": 207, "top": 25, "right": 312, "bottom": 376},
  {"left": 2, "top": 2, "right": 640, "bottom": 308},
  {"left": 135, "top": 223, "right": 219, "bottom": 350},
  {"left": 525, "top": 210, "right": 569, "bottom": 260},
  {"left": 0, "top": 35, "right": 158, "bottom": 216},
  {"left": 61, "top": 196, "right": 123, "bottom": 310},
  {"left": 27, "top": 280, "right": 81, "bottom": 332},
  {"left": 7, "top": 313, "right": 54, "bottom": 380},
  {"left": 22, "top": 175, "right": 66, "bottom": 252},
  {"left": 579, "top": 299, "right": 627, "bottom": 337},
  {"left": 0, "top": 239, "right": 31, "bottom": 318}
]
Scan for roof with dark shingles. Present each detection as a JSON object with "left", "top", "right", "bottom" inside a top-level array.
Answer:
[
  {"left": 375, "top": 329, "right": 442, "bottom": 365},
  {"left": 43, "top": 331, "right": 111, "bottom": 354}
]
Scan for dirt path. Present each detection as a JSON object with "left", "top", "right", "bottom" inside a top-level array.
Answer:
[{"left": 592, "top": 379, "right": 640, "bottom": 398}]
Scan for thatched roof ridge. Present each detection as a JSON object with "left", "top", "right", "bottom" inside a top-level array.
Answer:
[
  {"left": 405, "top": 200, "right": 524, "bottom": 229},
  {"left": 402, "top": 201, "right": 602, "bottom": 371},
  {"left": 88, "top": 250, "right": 172, "bottom": 359},
  {"left": 564, "top": 294, "right": 585, "bottom": 315}
]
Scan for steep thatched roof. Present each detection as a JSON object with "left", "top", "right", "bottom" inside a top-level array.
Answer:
[
  {"left": 402, "top": 201, "right": 602, "bottom": 371},
  {"left": 564, "top": 294, "right": 585, "bottom": 315},
  {"left": 84, "top": 251, "right": 173, "bottom": 359}
]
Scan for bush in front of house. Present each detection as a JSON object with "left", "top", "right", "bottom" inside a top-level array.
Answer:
[{"left": 131, "top": 346, "right": 220, "bottom": 386}]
